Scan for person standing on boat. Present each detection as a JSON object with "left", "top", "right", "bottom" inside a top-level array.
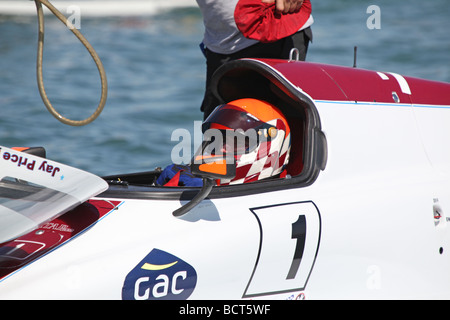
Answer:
[{"left": 196, "top": 0, "right": 313, "bottom": 119}]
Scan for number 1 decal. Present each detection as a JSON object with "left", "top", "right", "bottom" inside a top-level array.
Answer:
[
  {"left": 287, "top": 215, "right": 307, "bottom": 280},
  {"left": 243, "top": 201, "right": 321, "bottom": 298}
]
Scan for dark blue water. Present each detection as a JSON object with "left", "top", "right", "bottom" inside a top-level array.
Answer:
[{"left": 1, "top": 0, "right": 449, "bottom": 176}]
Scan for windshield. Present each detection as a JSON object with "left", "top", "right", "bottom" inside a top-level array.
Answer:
[
  {"left": 0, "top": 177, "right": 78, "bottom": 243},
  {"left": 0, "top": 146, "right": 108, "bottom": 244}
]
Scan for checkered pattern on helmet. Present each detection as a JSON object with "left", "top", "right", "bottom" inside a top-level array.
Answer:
[{"left": 219, "top": 118, "right": 291, "bottom": 185}]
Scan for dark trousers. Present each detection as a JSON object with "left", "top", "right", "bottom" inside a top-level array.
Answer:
[{"left": 200, "top": 27, "right": 312, "bottom": 119}]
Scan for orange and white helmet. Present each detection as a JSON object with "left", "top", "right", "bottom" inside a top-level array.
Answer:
[{"left": 199, "top": 98, "right": 291, "bottom": 185}]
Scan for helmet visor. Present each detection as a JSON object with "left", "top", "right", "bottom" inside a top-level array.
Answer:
[
  {"left": 202, "top": 106, "right": 281, "bottom": 155},
  {"left": 202, "top": 106, "right": 266, "bottom": 133}
]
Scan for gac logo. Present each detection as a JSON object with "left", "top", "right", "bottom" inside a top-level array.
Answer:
[
  {"left": 134, "top": 271, "right": 188, "bottom": 300},
  {"left": 122, "top": 249, "right": 197, "bottom": 300}
]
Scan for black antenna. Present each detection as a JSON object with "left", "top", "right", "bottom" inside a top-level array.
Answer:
[{"left": 353, "top": 46, "right": 358, "bottom": 68}]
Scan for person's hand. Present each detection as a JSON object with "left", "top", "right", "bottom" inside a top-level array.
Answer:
[{"left": 261, "top": 0, "right": 304, "bottom": 13}]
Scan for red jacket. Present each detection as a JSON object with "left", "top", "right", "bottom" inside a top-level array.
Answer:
[{"left": 234, "top": 0, "right": 312, "bottom": 43}]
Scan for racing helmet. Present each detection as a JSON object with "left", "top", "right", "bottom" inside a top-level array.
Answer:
[{"left": 198, "top": 98, "right": 291, "bottom": 185}]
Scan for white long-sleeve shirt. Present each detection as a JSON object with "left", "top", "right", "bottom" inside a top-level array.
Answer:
[
  {"left": 196, "top": 0, "right": 313, "bottom": 55},
  {"left": 196, "top": 0, "right": 258, "bottom": 54}
]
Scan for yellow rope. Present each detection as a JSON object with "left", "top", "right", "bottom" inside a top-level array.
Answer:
[{"left": 34, "top": 0, "right": 108, "bottom": 126}]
